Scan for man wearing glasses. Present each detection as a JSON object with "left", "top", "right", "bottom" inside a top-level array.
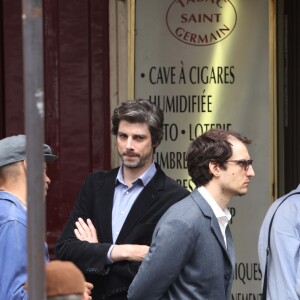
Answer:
[{"left": 128, "top": 129, "right": 255, "bottom": 300}]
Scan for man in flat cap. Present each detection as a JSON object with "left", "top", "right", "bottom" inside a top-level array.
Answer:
[{"left": 0, "top": 135, "right": 58, "bottom": 300}]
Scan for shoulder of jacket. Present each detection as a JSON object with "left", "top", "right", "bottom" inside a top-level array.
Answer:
[{"left": 86, "top": 167, "right": 119, "bottom": 180}]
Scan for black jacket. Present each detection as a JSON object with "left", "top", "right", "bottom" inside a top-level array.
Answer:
[{"left": 55, "top": 164, "right": 190, "bottom": 300}]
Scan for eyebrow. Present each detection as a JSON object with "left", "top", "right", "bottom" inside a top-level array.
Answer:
[{"left": 118, "top": 131, "right": 147, "bottom": 137}]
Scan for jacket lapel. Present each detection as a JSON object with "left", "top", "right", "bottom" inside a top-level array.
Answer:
[
  {"left": 191, "top": 189, "right": 233, "bottom": 262},
  {"left": 225, "top": 226, "right": 235, "bottom": 268},
  {"left": 96, "top": 168, "right": 118, "bottom": 243},
  {"left": 210, "top": 212, "right": 228, "bottom": 252}
]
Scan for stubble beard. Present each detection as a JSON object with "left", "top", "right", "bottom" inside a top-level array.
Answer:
[
  {"left": 236, "top": 191, "right": 247, "bottom": 197},
  {"left": 222, "top": 186, "right": 248, "bottom": 199},
  {"left": 121, "top": 152, "right": 153, "bottom": 170},
  {"left": 122, "top": 158, "right": 143, "bottom": 169},
  {"left": 234, "top": 187, "right": 248, "bottom": 197}
]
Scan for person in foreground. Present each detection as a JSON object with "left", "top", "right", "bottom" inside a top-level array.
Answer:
[
  {"left": 128, "top": 129, "right": 255, "bottom": 300},
  {"left": 55, "top": 99, "right": 190, "bottom": 299},
  {"left": 0, "top": 134, "right": 57, "bottom": 300},
  {"left": 45, "top": 260, "right": 90, "bottom": 300},
  {"left": 258, "top": 184, "right": 300, "bottom": 299}
]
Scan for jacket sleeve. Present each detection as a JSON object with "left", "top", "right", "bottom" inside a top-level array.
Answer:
[
  {"left": 54, "top": 174, "right": 111, "bottom": 275},
  {"left": 0, "top": 220, "right": 28, "bottom": 300}
]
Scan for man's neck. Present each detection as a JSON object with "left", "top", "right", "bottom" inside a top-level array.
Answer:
[
  {"left": 122, "top": 162, "right": 153, "bottom": 187},
  {"left": 0, "top": 184, "right": 27, "bottom": 206},
  {"left": 203, "top": 182, "right": 230, "bottom": 210}
]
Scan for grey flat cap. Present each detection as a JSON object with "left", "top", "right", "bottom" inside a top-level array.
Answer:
[{"left": 0, "top": 134, "right": 58, "bottom": 167}]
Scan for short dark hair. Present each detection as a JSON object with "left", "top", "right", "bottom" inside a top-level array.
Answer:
[
  {"left": 186, "top": 129, "right": 251, "bottom": 187},
  {"left": 111, "top": 99, "right": 164, "bottom": 147}
]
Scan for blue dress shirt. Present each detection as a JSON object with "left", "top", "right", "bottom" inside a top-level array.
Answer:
[
  {"left": 258, "top": 184, "right": 300, "bottom": 299},
  {"left": 112, "top": 162, "right": 157, "bottom": 243}
]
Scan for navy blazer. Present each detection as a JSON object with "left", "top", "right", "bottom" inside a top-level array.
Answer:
[
  {"left": 55, "top": 164, "right": 190, "bottom": 299},
  {"left": 128, "top": 189, "right": 235, "bottom": 300}
]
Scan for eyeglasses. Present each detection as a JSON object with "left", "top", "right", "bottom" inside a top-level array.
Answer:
[{"left": 225, "top": 159, "right": 253, "bottom": 171}]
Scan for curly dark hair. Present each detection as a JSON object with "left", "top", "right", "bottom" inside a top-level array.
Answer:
[
  {"left": 111, "top": 99, "right": 164, "bottom": 148},
  {"left": 186, "top": 129, "right": 251, "bottom": 187}
]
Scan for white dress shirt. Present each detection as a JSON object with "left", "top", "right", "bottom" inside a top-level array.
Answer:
[{"left": 198, "top": 186, "right": 231, "bottom": 248}]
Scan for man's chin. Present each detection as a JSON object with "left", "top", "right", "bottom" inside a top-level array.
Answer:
[
  {"left": 236, "top": 190, "right": 248, "bottom": 197},
  {"left": 123, "top": 161, "right": 141, "bottom": 169}
]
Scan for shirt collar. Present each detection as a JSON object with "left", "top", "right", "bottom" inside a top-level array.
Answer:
[
  {"left": 116, "top": 162, "right": 157, "bottom": 187},
  {"left": 0, "top": 190, "right": 27, "bottom": 211},
  {"left": 198, "top": 186, "right": 231, "bottom": 222}
]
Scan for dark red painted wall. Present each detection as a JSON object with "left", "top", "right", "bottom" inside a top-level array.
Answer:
[
  {"left": 0, "top": 1, "right": 4, "bottom": 137},
  {"left": 2, "top": 0, "right": 24, "bottom": 136},
  {"left": 1, "top": 0, "right": 111, "bottom": 254}
]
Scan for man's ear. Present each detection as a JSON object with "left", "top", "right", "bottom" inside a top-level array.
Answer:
[
  {"left": 21, "top": 160, "right": 27, "bottom": 174},
  {"left": 208, "top": 161, "right": 220, "bottom": 177}
]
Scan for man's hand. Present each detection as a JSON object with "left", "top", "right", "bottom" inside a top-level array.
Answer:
[
  {"left": 74, "top": 218, "right": 99, "bottom": 243},
  {"left": 111, "top": 244, "right": 150, "bottom": 262},
  {"left": 83, "top": 281, "right": 93, "bottom": 300},
  {"left": 74, "top": 218, "right": 149, "bottom": 263}
]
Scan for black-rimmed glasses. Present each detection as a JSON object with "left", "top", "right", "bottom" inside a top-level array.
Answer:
[{"left": 225, "top": 159, "right": 253, "bottom": 171}]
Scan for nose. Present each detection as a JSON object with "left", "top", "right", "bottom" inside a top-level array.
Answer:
[
  {"left": 246, "top": 165, "right": 255, "bottom": 177},
  {"left": 45, "top": 174, "right": 51, "bottom": 185},
  {"left": 125, "top": 137, "right": 133, "bottom": 150}
]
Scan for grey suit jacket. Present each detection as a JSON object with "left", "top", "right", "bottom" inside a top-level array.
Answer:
[{"left": 128, "top": 189, "right": 235, "bottom": 300}]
